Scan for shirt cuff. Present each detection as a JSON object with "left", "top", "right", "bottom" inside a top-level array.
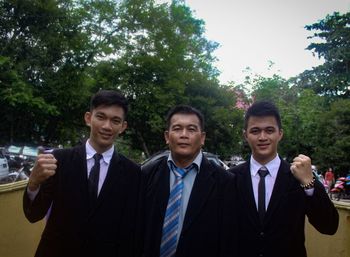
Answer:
[
  {"left": 304, "top": 188, "right": 314, "bottom": 196},
  {"left": 27, "top": 186, "right": 40, "bottom": 201}
]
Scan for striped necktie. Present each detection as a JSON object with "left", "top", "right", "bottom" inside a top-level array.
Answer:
[{"left": 160, "top": 163, "right": 194, "bottom": 257}]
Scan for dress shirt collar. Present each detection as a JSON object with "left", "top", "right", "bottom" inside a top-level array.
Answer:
[
  {"left": 167, "top": 150, "right": 202, "bottom": 172},
  {"left": 250, "top": 154, "right": 281, "bottom": 178},
  {"left": 85, "top": 140, "right": 114, "bottom": 164}
]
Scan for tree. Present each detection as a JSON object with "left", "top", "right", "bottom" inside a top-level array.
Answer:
[
  {"left": 313, "top": 99, "right": 350, "bottom": 176},
  {"left": 91, "top": 0, "right": 224, "bottom": 157},
  {"left": 0, "top": 0, "right": 127, "bottom": 145},
  {"left": 295, "top": 12, "right": 350, "bottom": 98},
  {"left": 0, "top": 0, "right": 242, "bottom": 161}
]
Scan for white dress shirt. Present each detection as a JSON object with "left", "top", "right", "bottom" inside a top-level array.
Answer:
[
  {"left": 250, "top": 154, "right": 314, "bottom": 211},
  {"left": 250, "top": 155, "right": 281, "bottom": 211},
  {"left": 86, "top": 140, "right": 114, "bottom": 195}
]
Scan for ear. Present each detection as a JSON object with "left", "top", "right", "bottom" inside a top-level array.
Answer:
[
  {"left": 119, "top": 121, "right": 128, "bottom": 135},
  {"left": 84, "top": 112, "right": 92, "bottom": 127},
  {"left": 278, "top": 129, "right": 284, "bottom": 141},
  {"left": 243, "top": 130, "right": 248, "bottom": 140},
  {"left": 200, "top": 131, "right": 206, "bottom": 146},
  {"left": 164, "top": 131, "right": 169, "bottom": 144}
]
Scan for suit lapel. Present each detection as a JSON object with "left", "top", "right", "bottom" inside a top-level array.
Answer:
[
  {"left": 74, "top": 146, "right": 90, "bottom": 211},
  {"left": 146, "top": 159, "right": 170, "bottom": 248},
  {"left": 91, "top": 151, "right": 126, "bottom": 213},
  {"left": 157, "top": 161, "right": 171, "bottom": 219},
  {"left": 237, "top": 162, "right": 260, "bottom": 227},
  {"left": 181, "top": 158, "right": 215, "bottom": 234},
  {"left": 264, "top": 159, "right": 291, "bottom": 224}
]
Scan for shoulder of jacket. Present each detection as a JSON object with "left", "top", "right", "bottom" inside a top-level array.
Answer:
[
  {"left": 141, "top": 155, "right": 167, "bottom": 174},
  {"left": 117, "top": 153, "right": 141, "bottom": 170},
  {"left": 228, "top": 161, "right": 248, "bottom": 174}
]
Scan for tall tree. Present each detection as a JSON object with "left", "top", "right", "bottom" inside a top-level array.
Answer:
[
  {"left": 313, "top": 99, "right": 350, "bottom": 176},
  {"left": 0, "top": 0, "right": 127, "bottom": 144},
  {"left": 92, "top": 0, "right": 223, "bottom": 156},
  {"left": 295, "top": 12, "right": 350, "bottom": 98}
]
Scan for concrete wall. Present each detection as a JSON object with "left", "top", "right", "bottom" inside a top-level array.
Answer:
[
  {"left": 0, "top": 181, "right": 44, "bottom": 257},
  {"left": 306, "top": 201, "right": 350, "bottom": 257},
  {"left": 1, "top": 181, "right": 349, "bottom": 257}
]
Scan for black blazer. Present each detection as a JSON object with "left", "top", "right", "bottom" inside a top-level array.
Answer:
[
  {"left": 139, "top": 154, "right": 237, "bottom": 257},
  {"left": 23, "top": 145, "right": 141, "bottom": 257},
  {"left": 230, "top": 157, "right": 339, "bottom": 257}
]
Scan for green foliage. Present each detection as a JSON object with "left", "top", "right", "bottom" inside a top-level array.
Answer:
[
  {"left": 1, "top": 0, "right": 348, "bottom": 173},
  {"left": 296, "top": 12, "right": 350, "bottom": 98},
  {"left": 0, "top": 0, "right": 238, "bottom": 161},
  {"left": 313, "top": 99, "right": 350, "bottom": 176}
]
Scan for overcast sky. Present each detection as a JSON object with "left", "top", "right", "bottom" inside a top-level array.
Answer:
[{"left": 181, "top": 0, "right": 350, "bottom": 84}]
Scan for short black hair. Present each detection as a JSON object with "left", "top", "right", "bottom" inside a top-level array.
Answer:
[
  {"left": 90, "top": 90, "right": 128, "bottom": 118},
  {"left": 244, "top": 101, "right": 282, "bottom": 130},
  {"left": 166, "top": 105, "right": 205, "bottom": 131}
]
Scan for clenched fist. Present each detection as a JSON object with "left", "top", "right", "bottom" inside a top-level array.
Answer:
[
  {"left": 28, "top": 154, "right": 57, "bottom": 191},
  {"left": 290, "top": 154, "right": 313, "bottom": 185}
]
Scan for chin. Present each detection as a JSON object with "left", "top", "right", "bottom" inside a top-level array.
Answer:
[{"left": 173, "top": 150, "right": 192, "bottom": 157}]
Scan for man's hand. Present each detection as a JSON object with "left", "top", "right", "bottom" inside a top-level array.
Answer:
[
  {"left": 28, "top": 154, "right": 57, "bottom": 191},
  {"left": 290, "top": 154, "right": 313, "bottom": 185}
]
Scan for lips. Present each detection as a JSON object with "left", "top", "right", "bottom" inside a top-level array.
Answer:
[
  {"left": 258, "top": 144, "right": 269, "bottom": 149},
  {"left": 178, "top": 143, "right": 190, "bottom": 147},
  {"left": 100, "top": 132, "right": 113, "bottom": 139}
]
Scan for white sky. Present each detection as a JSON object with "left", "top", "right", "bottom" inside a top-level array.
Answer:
[{"left": 182, "top": 0, "right": 350, "bottom": 84}]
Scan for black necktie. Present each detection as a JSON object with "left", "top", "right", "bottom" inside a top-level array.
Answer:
[
  {"left": 88, "top": 153, "right": 102, "bottom": 205},
  {"left": 258, "top": 166, "right": 269, "bottom": 222}
]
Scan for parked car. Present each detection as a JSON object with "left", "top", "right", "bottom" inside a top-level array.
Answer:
[
  {"left": 141, "top": 150, "right": 229, "bottom": 170},
  {"left": 5, "top": 145, "right": 39, "bottom": 170},
  {"left": 21, "top": 145, "right": 39, "bottom": 161},
  {"left": 0, "top": 150, "right": 10, "bottom": 180},
  {"left": 5, "top": 144, "right": 40, "bottom": 159}
]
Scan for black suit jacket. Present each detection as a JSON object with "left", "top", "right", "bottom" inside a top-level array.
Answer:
[
  {"left": 230, "top": 157, "right": 339, "bottom": 257},
  {"left": 23, "top": 145, "right": 141, "bottom": 257},
  {"left": 139, "top": 154, "right": 237, "bottom": 257}
]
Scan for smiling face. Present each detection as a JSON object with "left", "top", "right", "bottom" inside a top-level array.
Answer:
[
  {"left": 244, "top": 115, "right": 283, "bottom": 165},
  {"left": 165, "top": 113, "right": 206, "bottom": 168},
  {"left": 85, "top": 105, "right": 127, "bottom": 153}
]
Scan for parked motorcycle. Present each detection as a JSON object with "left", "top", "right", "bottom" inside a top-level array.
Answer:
[
  {"left": 329, "top": 176, "right": 350, "bottom": 201},
  {"left": 0, "top": 160, "right": 32, "bottom": 184}
]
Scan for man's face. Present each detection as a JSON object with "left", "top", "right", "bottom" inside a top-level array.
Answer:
[
  {"left": 165, "top": 113, "right": 206, "bottom": 166},
  {"left": 244, "top": 116, "right": 283, "bottom": 165},
  {"left": 85, "top": 105, "right": 127, "bottom": 153}
]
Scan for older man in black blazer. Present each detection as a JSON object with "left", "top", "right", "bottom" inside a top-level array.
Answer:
[
  {"left": 230, "top": 101, "right": 338, "bottom": 257},
  {"left": 140, "top": 105, "right": 237, "bottom": 257},
  {"left": 23, "top": 90, "right": 140, "bottom": 257}
]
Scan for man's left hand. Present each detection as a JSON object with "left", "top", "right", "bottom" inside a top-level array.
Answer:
[{"left": 290, "top": 154, "right": 313, "bottom": 185}]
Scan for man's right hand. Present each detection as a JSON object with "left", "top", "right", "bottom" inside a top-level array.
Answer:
[{"left": 28, "top": 154, "right": 57, "bottom": 191}]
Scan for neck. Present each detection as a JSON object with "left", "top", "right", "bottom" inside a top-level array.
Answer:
[
  {"left": 171, "top": 153, "right": 199, "bottom": 169},
  {"left": 253, "top": 153, "right": 278, "bottom": 166}
]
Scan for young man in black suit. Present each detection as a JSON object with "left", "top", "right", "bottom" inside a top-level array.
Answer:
[
  {"left": 23, "top": 90, "right": 141, "bottom": 257},
  {"left": 230, "top": 101, "right": 339, "bottom": 257},
  {"left": 140, "top": 105, "right": 237, "bottom": 257}
]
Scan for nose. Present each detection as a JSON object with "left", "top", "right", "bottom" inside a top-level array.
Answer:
[
  {"left": 102, "top": 120, "right": 113, "bottom": 130},
  {"left": 258, "top": 131, "right": 267, "bottom": 140},
  {"left": 180, "top": 128, "right": 189, "bottom": 137}
]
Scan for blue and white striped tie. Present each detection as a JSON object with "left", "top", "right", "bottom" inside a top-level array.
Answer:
[{"left": 160, "top": 164, "right": 191, "bottom": 257}]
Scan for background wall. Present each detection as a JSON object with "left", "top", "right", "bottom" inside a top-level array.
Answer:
[
  {"left": 0, "top": 181, "right": 44, "bottom": 257},
  {"left": 306, "top": 201, "right": 350, "bottom": 257}
]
